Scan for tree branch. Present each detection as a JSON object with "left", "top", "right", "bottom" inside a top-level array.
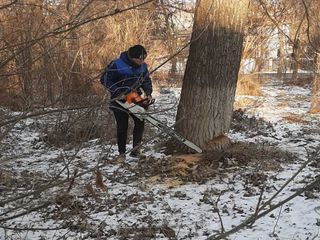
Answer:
[
  {"left": 0, "top": 0, "right": 17, "bottom": 10},
  {"left": 0, "top": 0, "right": 155, "bottom": 70},
  {"left": 206, "top": 175, "right": 320, "bottom": 240}
]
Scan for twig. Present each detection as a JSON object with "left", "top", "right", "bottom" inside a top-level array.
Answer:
[
  {"left": 0, "top": 103, "right": 104, "bottom": 128},
  {"left": 0, "top": 0, "right": 156, "bottom": 70},
  {"left": 0, "top": 162, "right": 104, "bottom": 206},
  {"left": 66, "top": 169, "right": 78, "bottom": 193},
  {"left": 272, "top": 205, "right": 283, "bottom": 236},
  {"left": 0, "top": 225, "right": 63, "bottom": 231},
  {"left": 0, "top": 198, "right": 34, "bottom": 217},
  {"left": 206, "top": 175, "right": 320, "bottom": 240},
  {"left": 249, "top": 183, "right": 265, "bottom": 227},
  {"left": 258, "top": 153, "right": 313, "bottom": 212},
  {"left": 256, "top": 0, "right": 294, "bottom": 45},
  {"left": 301, "top": 0, "right": 320, "bottom": 54},
  {"left": 215, "top": 193, "right": 225, "bottom": 234},
  {"left": 0, "top": 202, "right": 51, "bottom": 222},
  {"left": 0, "top": 0, "right": 17, "bottom": 10}
]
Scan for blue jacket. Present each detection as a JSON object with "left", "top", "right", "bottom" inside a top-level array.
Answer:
[{"left": 101, "top": 52, "right": 152, "bottom": 101}]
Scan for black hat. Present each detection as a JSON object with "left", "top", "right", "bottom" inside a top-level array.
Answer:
[{"left": 128, "top": 45, "right": 147, "bottom": 60}]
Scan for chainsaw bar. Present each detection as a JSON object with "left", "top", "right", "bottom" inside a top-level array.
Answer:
[{"left": 116, "top": 100, "right": 203, "bottom": 153}]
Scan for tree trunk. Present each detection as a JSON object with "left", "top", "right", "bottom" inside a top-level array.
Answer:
[
  {"left": 160, "top": 0, "right": 179, "bottom": 81},
  {"left": 289, "top": 4, "right": 305, "bottom": 84},
  {"left": 41, "top": 39, "right": 54, "bottom": 104},
  {"left": 277, "top": 29, "right": 286, "bottom": 80},
  {"left": 291, "top": 40, "right": 300, "bottom": 83},
  {"left": 254, "top": 46, "right": 263, "bottom": 72},
  {"left": 310, "top": 54, "right": 320, "bottom": 113},
  {"left": 309, "top": 0, "right": 320, "bottom": 113},
  {"left": 175, "top": 0, "right": 249, "bottom": 151},
  {"left": 18, "top": 30, "right": 33, "bottom": 103}
]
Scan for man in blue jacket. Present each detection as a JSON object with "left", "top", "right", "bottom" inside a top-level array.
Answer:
[{"left": 101, "top": 45, "right": 153, "bottom": 161}]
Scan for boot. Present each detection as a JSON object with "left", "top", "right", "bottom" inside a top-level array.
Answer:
[
  {"left": 129, "top": 149, "right": 146, "bottom": 159},
  {"left": 115, "top": 153, "right": 126, "bottom": 163}
]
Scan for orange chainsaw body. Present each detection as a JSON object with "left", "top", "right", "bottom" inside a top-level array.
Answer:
[{"left": 126, "top": 91, "right": 143, "bottom": 104}]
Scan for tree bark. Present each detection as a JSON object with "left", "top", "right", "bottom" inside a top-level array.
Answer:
[
  {"left": 310, "top": 54, "right": 320, "bottom": 113},
  {"left": 160, "top": 0, "right": 179, "bottom": 81},
  {"left": 309, "top": 0, "right": 320, "bottom": 113},
  {"left": 41, "top": 39, "right": 55, "bottom": 104},
  {"left": 18, "top": 28, "right": 33, "bottom": 103},
  {"left": 291, "top": 40, "right": 301, "bottom": 83},
  {"left": 175, "top": 0, "right": 249, "bottom": 151},
  {"left": 277, "top": 29, "right": 286, "bottom": 80}
]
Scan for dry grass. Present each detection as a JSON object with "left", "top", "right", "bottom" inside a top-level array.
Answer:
[
  {"left": 276, "top": 102, "right": 289, "bottom": 108},
  {"left": 236, "top": 74, "right": 261, "bottom": 96},
  {"left": 152, "top": 71, "right": 183, "bottom": 87},
  {"left": 224, "top": 142, "right": 294, "bottom": 171},
  {"left": 310, "top": 96, "right": 320, "bottom": 114},
  {"left": 234, "top": 97, "right": 259, "bottom": 108},
  {"left": 283, "top": 113, "right": 310, "bottom": 124},
  {"left": 44, "top": 109, "right": 116, "bottom": 148},
  {"left": 0, "top": 1, "right": 160, "bottom": 109}
]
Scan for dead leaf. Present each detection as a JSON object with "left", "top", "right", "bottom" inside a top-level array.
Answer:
[{"left": 95, "top": 169, "right": 107, "bottom": 191}]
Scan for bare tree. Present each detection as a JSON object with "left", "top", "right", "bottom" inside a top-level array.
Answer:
[
  {"left": 175, "top": 0, "right": 249, "bottom": 151},
  {"left": 0, "top": 0, "right": 156, "bottom": 108},
  {"left": 306, "top": 0, "right": 320, "bottom": 113}
]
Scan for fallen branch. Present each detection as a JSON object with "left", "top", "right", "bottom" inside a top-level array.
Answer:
[
  {"left": 0, "top": 225, "right": 63, "bottom": 231},
  {"left": 206, "top": 175, "right": 320, "bottom": 240},
  {"left": 0, "top": 202, "right": 51, "bottom": 222}
]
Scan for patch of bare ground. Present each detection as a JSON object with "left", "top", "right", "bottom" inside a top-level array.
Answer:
[
  {"left": 283, "top": 113, "right": 310, "bottom": 124},
  {"left": 116, "top": 224, "right": 176, "bottom": 240},
  {"left": 127, "top": 142, "right": 295, "bottom": 186},
  {"left": 301, "top": 123, "right": 320, "bottom": 135},
  {"left": 162, "top": 109, "right": 277, "bottom": 156},
  {"left": 135, "top": 109, "right": 294, "bottom": 185},
  {"left": 223, "top": 142, "right": 294, "bottom": 169},
  {"left": 0, "top": 169, "right": 49, "bottom": 194},
  {"left": 231, "top": 109, "right": 275, "bottom": 136},
  {"left": 283, "top": 76, "right": 313, "bottom": 87}
]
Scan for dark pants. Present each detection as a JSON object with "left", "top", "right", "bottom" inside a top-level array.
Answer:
[{"left": 113, "top": 109, "right": 144, "bottom": 154}]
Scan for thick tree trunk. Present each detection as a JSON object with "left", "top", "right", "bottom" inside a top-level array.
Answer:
[
  {"left": 175, "top": 0, "right": 249, "bottom": 151},
  {"left": 310, "top": 54, "right": 320, "bottom": 113},
  {"left": 309, "top": 0, "right": 320, "bottom": 113}
]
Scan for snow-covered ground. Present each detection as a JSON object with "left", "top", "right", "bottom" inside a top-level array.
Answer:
[{"left": 0, "top": 77, "right": 319, "bottom": 240}]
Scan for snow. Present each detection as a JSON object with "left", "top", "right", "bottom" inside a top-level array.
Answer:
[{"left": 0, "top": 76, "right": 320, "bottom": 240}]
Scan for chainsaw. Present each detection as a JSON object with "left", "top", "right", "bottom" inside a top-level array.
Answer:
[
  {"left": 116, "top": 91, "right": 202, "bottom": 153},
  {"left": 126, "top": 91, "right": 155, "bottom": 109}
]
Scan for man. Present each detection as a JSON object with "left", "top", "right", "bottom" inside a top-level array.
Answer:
[{"left": 101, "top": 45, "right": 153, "bottom": 161}]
